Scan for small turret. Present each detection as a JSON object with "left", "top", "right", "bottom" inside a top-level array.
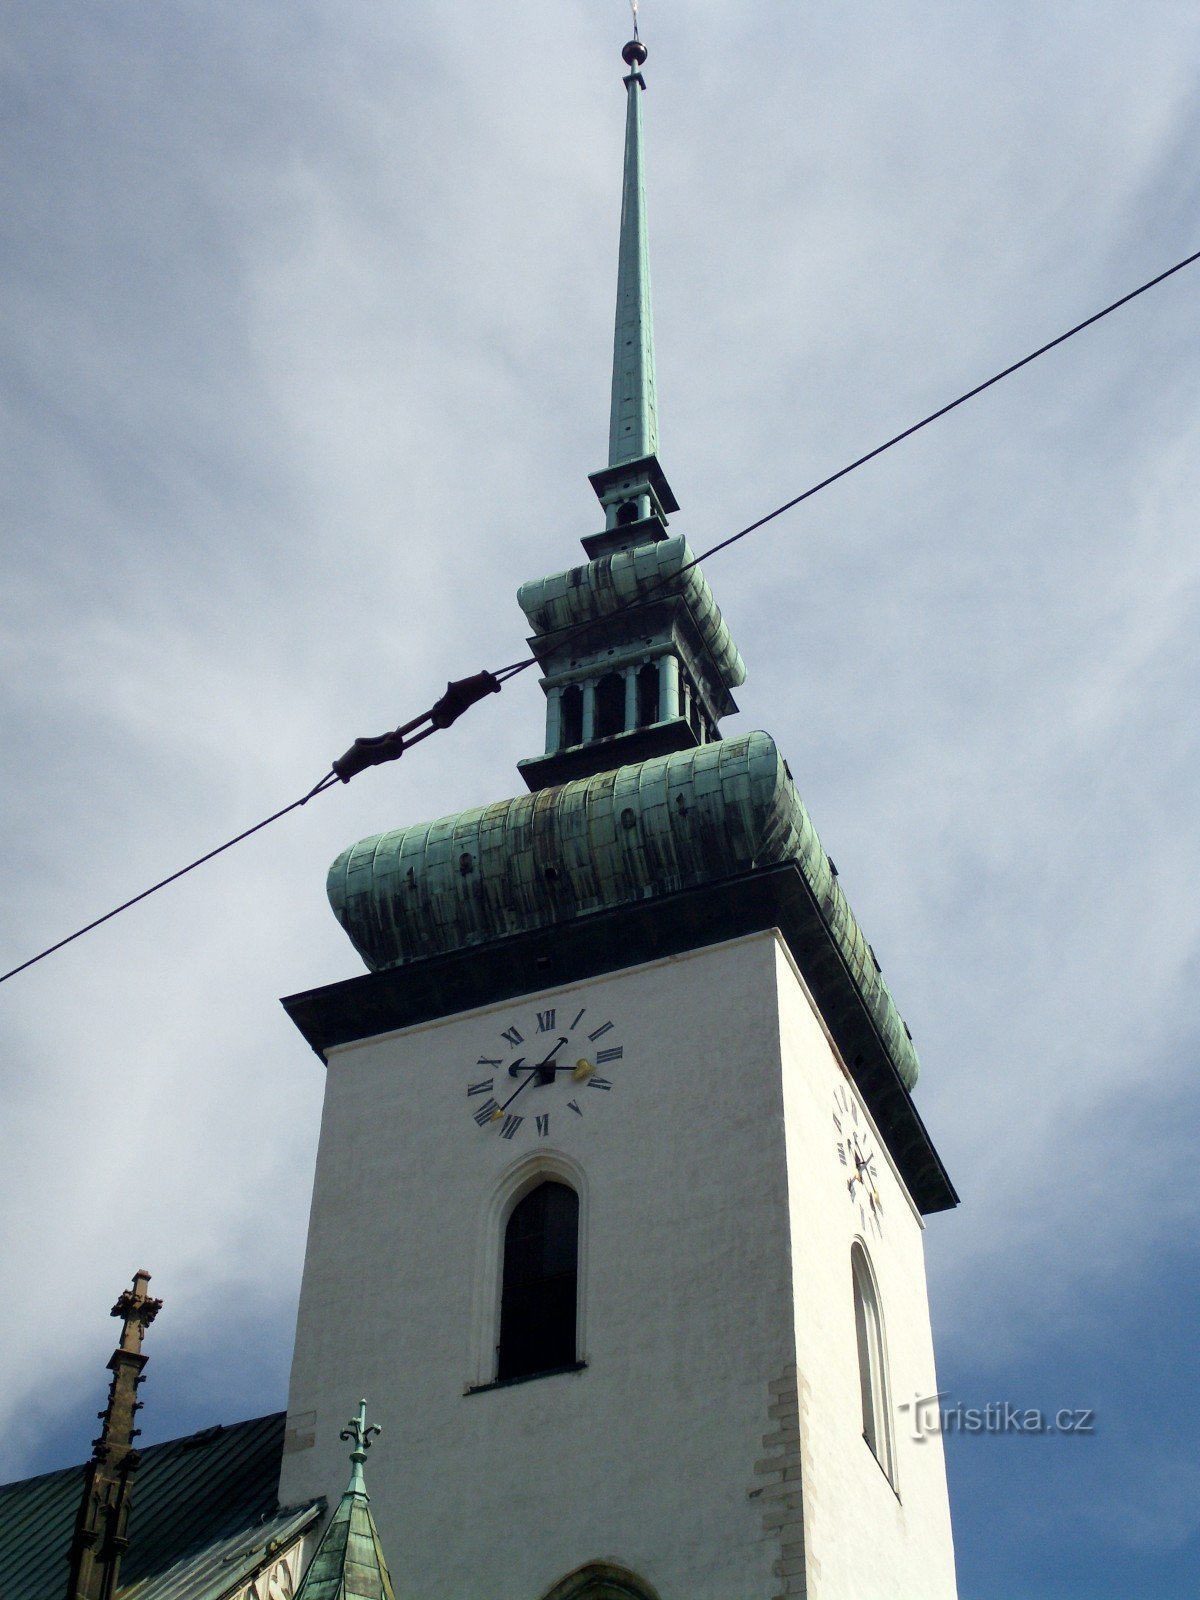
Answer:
[{"left": 293, "top": 1400, "right": 397, "bottom": 1600}]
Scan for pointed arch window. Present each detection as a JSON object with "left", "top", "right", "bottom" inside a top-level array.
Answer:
[
  {"left": 540, "top": 1561, "right": 662, "bottom": 1600},
  {"left": 497, "top": 1180, "right": 579, "bottom": 1380},
  {"left": 851, "top": 1243, "right": 894, "bottom": 1482}
]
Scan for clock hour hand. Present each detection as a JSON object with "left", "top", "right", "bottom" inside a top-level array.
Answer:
[
  {"left": 526, "top": 1058, "right": 596, "bottom": 1081},
  {"left": 504, "top": 1054, "right": 572, "bottom": 1082}
]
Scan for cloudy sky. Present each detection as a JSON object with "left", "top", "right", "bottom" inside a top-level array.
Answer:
[{"left": 3, "top": 2, "right": 1199, "bottom": 1595}]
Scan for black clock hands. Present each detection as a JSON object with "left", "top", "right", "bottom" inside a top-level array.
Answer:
[
  {"left": 468, "top": 1009, "right": 620, "bottom": 1139},
  {"left": 497, "top": 1036, "right": 569, "bottom": 1113},
  {"left": 530, "top": 1036, "right": 572, "bottom": 1085},
  {"left": 507, "top": 1058, "right": 591, "bottom": 1081}
]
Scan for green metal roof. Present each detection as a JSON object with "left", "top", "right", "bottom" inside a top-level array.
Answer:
[
  {"left": 517, "top": 535, "right": 746, "bottom": 690},
  {"left": 291, "top": 1496, "right": 394, "bottom": 1600},
  {"left": 328, "top": 730, "right": 919, "bottom": 1091},
  {"left": 121, "top": 1504, "right": 318, "bottom": 1600},
  {"left": 0, "top": 1412, "right": 320, "bottom": 1600}
]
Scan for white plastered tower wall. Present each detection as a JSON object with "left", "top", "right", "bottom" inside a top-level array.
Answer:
[
  {"left": 279, "top": 929, "right": 957, "bottom": 1599},
  {"left": 774, "top": 938, "right": 958, "bottom": 1599}
]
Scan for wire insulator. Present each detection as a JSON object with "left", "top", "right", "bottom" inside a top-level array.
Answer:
[
  {"left": 332, "top": 671, "right": 501, "bottom": 782},
  {"left": 429, "top": 670, "right": 502, "bottom": 729},
  {"left": 332, "top": 732, "right": 406, "bottom": 782}
]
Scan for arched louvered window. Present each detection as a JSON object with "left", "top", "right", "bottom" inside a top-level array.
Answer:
[
  {"left": 497, "top": 1180, "right": 579, "bottom": 1380},
  {"left": 851, "top": 1242, "right": 894, "bottom": 1482}
]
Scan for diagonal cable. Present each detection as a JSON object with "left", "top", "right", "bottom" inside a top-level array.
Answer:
[
  {"left": 0, "top": 773, "right": 340, "bottom": 985},
  {"left": 489, "top": 242, "right": 1200, "bottom": 674},
  {"left": 3, "top": 243, "right": 1197, "bottom": 985}
]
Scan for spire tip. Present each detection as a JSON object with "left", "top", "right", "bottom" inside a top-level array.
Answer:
[{"left": 621, "top": 38, "right": 648, "bottom": 69}]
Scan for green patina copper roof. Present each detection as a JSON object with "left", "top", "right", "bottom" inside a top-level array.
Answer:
[
  {"left": 118, "top": 1505, "right": 318, "bottom": 1600},
  {"left": 294, "top": 1402, "right": 396, "bottom": 1600},
  {"left": 517, "top": 534, "right": 746, "bottom": 690},
  {"left": 328, "top": 731, "right": 919, "bottom": 1091},
  {"left": 609, "top": 48, "right": 657, "bottom": 467},
  {"left": 0, "top": 1413, "right": 322, "bottom": 1600}
]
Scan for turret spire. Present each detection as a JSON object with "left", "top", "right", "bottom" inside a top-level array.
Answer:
[{"left": 293, "top": 1399, "right": 396, "bottom": 1600}]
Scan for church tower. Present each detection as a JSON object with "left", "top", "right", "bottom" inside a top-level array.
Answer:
[{"left": 280, "top": 34, "right": 959, "bottom": 1600}]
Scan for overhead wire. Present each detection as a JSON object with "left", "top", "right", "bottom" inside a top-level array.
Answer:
[
  {"left": 0, "top": 772, "right": 340, "bottom": 986},
  {"left": 2, "top": 243, "right": 1197, "bottom": 986},
  {"left": 492, "top": 241, "right": 1200, "bottom": 672}
]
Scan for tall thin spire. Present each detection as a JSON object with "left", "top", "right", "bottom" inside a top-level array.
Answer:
[
  {"left": 609, "top": 34, "right": 657, "bottom": 468},
  {"left": 586, "top": 32, "right": 678, "bottom": 551}
]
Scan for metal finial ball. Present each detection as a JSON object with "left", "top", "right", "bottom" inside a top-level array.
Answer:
[{"left": 622, "top": 39, "right": 648, "bottom": 68}]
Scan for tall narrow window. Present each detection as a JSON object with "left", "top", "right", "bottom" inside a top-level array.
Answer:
[
  {"left": 498, "top": 1181, "right": 579, "bottom": 1380},
  {"left": 560, "top": 684, "right": 584, "bottom": 749},
  {"left": 636, "top": 662, "right": 659, "bottom": 727},
  {"left": 685, "top": 673, "right": 703, "bottom": 740},
  {"left": 594, "top": 672, "right": 625, "bottom": 739},
  {"left": 851, "top": 1243, "right": 894, "bottom": 1481}
]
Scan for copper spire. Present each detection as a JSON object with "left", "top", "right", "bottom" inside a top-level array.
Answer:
[{"left": 293, "top": 1400, "right": 397, "bottom": 1600}]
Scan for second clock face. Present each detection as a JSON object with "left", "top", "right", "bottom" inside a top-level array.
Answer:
[
  {"left": 465, "top": 1002, "right": 623, "bottom": 1143},
  {"left": 833, "top": 1082, "right": 884, "bottom": 1239}
]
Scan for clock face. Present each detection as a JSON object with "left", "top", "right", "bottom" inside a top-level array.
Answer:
[
  {"left": 833, "top": 1083, "right": 884, "bottom": 1238},
  {"left": 465, "top": 1001, "right": 623, "bottom": 1143}
]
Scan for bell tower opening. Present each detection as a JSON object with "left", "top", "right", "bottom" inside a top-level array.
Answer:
[
  {"left": 560, "top": 683, "right": 584, "bottom": 749},
  {"left": 594, "top": 673, "right": 626, "bottom": 740}
]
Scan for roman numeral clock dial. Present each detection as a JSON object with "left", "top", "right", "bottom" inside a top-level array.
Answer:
[
  {"left": 833, "top": 1083, "right": 884, "bottom": 1238},
  {"left": 466, "top": 1005, "right": 623, "bottom": 1142}
]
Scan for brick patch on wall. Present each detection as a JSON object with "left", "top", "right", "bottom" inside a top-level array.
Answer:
[{"left": 748, "top": 1363, "right": 809, "bottom": 1599}]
